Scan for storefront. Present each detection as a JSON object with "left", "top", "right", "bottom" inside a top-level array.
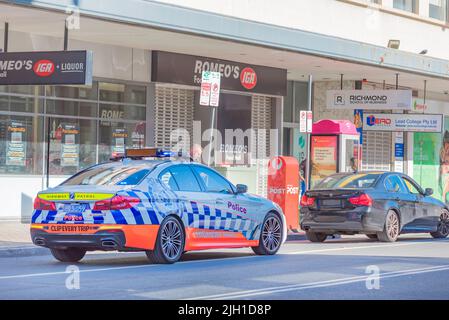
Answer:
[{"left": 151, "top": 51, "right": 287, "bottom": 196}]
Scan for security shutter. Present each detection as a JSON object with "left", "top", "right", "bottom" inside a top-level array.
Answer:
[
  {"left": 362, "top": 131, "right": 392, "bottom": 171},
  {"left": 251, "top": 95, "right": 273, "bottom": 197},
  {"left": 154, "top": 86, "right": 194, "bottom": 150}
]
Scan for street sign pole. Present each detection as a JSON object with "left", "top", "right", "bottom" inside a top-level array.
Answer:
[
  {"left": 208, "top": 106, "right": 216, "bottom": 166},
  {"left": 306, "top": 75, "right": 313, "bottom": 190}
]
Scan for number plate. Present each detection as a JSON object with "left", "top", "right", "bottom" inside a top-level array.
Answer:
[
  {"left": 63, "top": 203, "right": 88, "bottom": 213},
  {"left": 321, "top": 199, "right": 341, "bottom": 207}
]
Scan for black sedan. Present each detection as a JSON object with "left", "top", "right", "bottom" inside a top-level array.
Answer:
[{"left": 300, "top": 172, "right": 449, "bottom": 242}]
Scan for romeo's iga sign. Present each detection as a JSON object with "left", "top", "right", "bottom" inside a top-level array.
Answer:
[
  {"left": 0, "top": 50, "right": 93, "bottom": 85},
  {"left": 362, "top": 113, "right": 443, "bottom": 132},
  {"left": 326, "top": 90, "right": 412, "bottom": 110},
  {"left": 151, "top": 51, "right": 287, "bottom": 96}
]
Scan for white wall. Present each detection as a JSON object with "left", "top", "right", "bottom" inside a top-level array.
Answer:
[{"left": 155, "top": 0, "right": 449, "bottom": 60}]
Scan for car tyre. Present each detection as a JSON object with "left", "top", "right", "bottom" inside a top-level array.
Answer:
[
  {"left": 50, "top": 248, "right": 86, "bottom": 263},
  {"left": 146, "top": 216, "right": 185, "bottom": 264},
  {"left": 430, "top": 209, "right": 449, "bottom": 239},
  {"left": 252, "top": 212, "right": 283, "bottom": 255},
  {"left": 377, "top": 210, "right": 400, "bottom": 242},
  {"left": 306, "top": 231, "right": 327, "bottom": 243},
  {"left": 366, "top": 234, "right": 378, "bottom": 240}
]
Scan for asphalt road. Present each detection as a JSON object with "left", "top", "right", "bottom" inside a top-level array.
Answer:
[{"left": 1, "top": 234, "right": 448, "bottom": 300}]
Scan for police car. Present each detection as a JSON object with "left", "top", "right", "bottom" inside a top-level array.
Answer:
[{"left": 31, "top": 148, "right": 286, "bottom": 264}]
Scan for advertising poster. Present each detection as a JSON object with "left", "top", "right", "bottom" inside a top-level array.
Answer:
[
  {"left": 439, "top": 117, "right": 449, "bottom": 203},
  {"left": 310, "top": 135, "right": 338, "bottom": 188},
  {"left": 413, "top": 132, "right": 441, "bottom": 201},
  {"left": 60, "top": 123, "right": 80, "bottom": 167},
  {"left": 292, "top": 129, "right": 307, "bottom": 197},
  {"left": 354, "top": 109, "right": 363, "bottom": 144},
  {"left": 6, "top": 121, "right": 27, "bottom": 166},
  {"left": 112, "top": 128, "right": 128, "bottom": 157}
]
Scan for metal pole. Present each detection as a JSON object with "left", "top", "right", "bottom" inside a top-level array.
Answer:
[
  {"left": 46, "top": 117, "right": 51, "bottom": 188},
  {"left": 396, "top": 73, "right": 399, "bottom": 90},
  {"left": 306, "top": 75, "right": 313, "bottom": 189},
  {"left": 340, "top": 74, "right": 343, "bottom": 90},
  {"left": 208, "top": 106, "right": 216, "bottom": 166},
  {"left": 3, "top": 22, "right": 8, "bottom": 53}
]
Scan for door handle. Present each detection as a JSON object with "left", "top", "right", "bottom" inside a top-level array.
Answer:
[{"left": 216, "top": 198, "right": 225, "bottom": 205}]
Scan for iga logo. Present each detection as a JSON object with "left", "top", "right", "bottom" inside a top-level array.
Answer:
[
  {"left": 367, "top": 115, "right": 391, "bottom": 126},
  {"left": 240, "top": 67, "right": 257, "bottom": 90},
  {"left": 33, "top": 60, "right": 55, "bottom": 77}
]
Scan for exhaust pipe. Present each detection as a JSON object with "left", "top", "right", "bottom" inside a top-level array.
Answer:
[
  {"left": 101, "top": 240, "right": 118, "bottom": 248},
  {"left": 34, "top": 238, "right": 46, "bottom": 246}
]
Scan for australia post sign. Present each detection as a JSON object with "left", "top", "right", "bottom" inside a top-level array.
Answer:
[
  {"left": 0, "top": 50, "right": 93, "bottom": 85},
  {"left": 151, "top": 51, "right": 287, "bottom": 96}
]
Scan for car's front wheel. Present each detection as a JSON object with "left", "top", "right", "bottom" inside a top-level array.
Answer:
[
  {"left": 377, "top": 210, "right": 400, "bottom": 242},
  {"left": 146, "top": 216, "right": 185, "bottom": 264},
  {"left": 252, "top": 212, "right": 283, "bottom": 255},
  {"left": 50, "top": 248, "right": 86, "bottom": 263},
  {"left": 306, "top": 231, "right": 327, "bottom": 243},
  {"left": 430, "top": 209, "right": 449, "bottom": 239}
]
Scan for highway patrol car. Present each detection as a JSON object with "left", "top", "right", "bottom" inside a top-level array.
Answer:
[{"left": 31, "top": 149, "right": 286, "bottom": 264}]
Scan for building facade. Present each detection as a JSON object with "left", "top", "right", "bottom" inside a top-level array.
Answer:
[{"left": 2, "top": 0, "right": 449, "bottom": 220}]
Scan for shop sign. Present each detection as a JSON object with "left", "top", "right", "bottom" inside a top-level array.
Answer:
[
  {"left": 362, "top": 113, "right": 443, "bottom": 133},
  {"left": 326, "top": 90, "right": 412, "bottom": 110},
  {"left": 61, "top": 123, "right": 80, "bottom": 167},
  {"left": 0, "top": 50, "right": 93, "bottom": 85},
  {"left": 6, "top": 121, "right": 26, "bottom": 166},
  {"left": 151, "top": 51, "right": 287, "bottom": 96}
]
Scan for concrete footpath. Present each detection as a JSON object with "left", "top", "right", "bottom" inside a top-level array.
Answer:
[{"left": 0, "top": 220, "right": 306, "bottom": 258}]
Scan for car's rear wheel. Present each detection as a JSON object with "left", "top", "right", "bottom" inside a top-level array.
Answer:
[
  {"left": 252, "top": 212, "right": 283, "bottom": 255},
  {"left": 50, "top": 248, "right": 86, "bottom": 263},
  {"left": 306, "top": 231, "right": 327, "bottom": 243},
  {"left": 377, "top": 210, "right": 400, "bottom": 242},
  {"left": 366, "top": 234, "right": 378, "bottom": 240},
  {"left": 146, "top": 216, "right": 185, "bottom": 264},
  {"left": 430, "top": 209, "right": 449, "bottom": 239}
]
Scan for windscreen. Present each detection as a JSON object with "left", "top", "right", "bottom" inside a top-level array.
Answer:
[
  {"left": 314, "top": 173, "right": 381, "bottom": 190},
  {"left": 61, "top": 164, "right": 152, "bottom": 186}
]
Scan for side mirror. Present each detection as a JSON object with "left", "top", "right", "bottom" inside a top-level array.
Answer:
[
  {"left": 236, "top": 184, "right": 248, "bottom": 194},
  {"left": 424, "top": 188, "right": 433, "bottom": 196}
]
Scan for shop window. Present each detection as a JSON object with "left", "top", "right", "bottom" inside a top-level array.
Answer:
[
  {"left": 393, "top": 0, "right": 418, "bottom": 13},
  {"left": 47, "top": 118, "right": 97, "bottom": 176},
  {"left": 45, "top": 83, "right": 98, "bottom": 101},
  {"left": 283, "top": 81, "right": 309, "bottom": 123},
  {"left": 0, "top": 95, "right": 44, "bottom": 114},
  {"left": 429, "top": 0, "right": 448, "bottom": 20},
  {"left": 46, "top": 99, "right": 97, "bottom": 118},
  {"left": 99, "top": 82, "right": 146, "bottom": 105},
  {"left": 283, "top": 81, "right": 294, "bottom": 122},
  {"left": 0, "top": 115, "right": 44, "bottom": 175}
]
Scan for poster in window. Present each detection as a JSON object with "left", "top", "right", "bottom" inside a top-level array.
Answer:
[
  {"left": 112, "top": 128, "right": 128, "bottom": 157},
  {"left": 61, "top": 123, "right": 80, "bottom": 167},
  {"left": 6, "top": 121, "right": 26, "bottom": 166},
  {"left": 310, "top": 135, "right": 338, "bottom": 187}
]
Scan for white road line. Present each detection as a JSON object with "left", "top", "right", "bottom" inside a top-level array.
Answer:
[
  {"left": 0, "top": 239, "right": 447, "bottom": 281},
  {"left": 187, "top": 264, "right": 449, "bottom": 300}
]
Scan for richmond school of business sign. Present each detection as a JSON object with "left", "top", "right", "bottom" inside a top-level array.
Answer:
[
  {"left": 151, "top": 51, "right": 287, "bottom": 96},
  {"left": 326, "top": 90, "right": 412, "bottom": 110},
  {"left": 0, "top": 50, "right": 93, "bottom": 85}
]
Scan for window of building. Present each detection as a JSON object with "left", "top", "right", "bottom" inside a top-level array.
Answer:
[
  {"left": 283, "top": 81, "right": 309, "bottom": 123},
  {"left": 393, "top": 0, "right": 418, "bottom": 13},
  {"left": 429, "top": 0, "right": 448, "bottom": 20}
]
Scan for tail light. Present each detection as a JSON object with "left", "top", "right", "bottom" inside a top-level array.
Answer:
[
  {"left": 93, "top": 195, "right": 140, "bottom": 211},
  {"left": 33, "top": 197, "right": 56, "bottom": 211},
  {"left": 300, "top": 195, "right": 315, "bottom": 207},
  {"left": 349, "top": 193, "right": 373, "bottom": 207}
]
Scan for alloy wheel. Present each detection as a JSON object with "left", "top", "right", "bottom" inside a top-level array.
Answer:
[
  {"left": 386, "top": 212, "right": 399, "bottom": 240},
  {"left": 161, "top": 220, "right": 182, "bottom": 259},
  {"left": 262, "top": 216, "right": 282, "bottom": 252},
  {"left": 437, "top": 210, "right": 449, "bottom": 236}
]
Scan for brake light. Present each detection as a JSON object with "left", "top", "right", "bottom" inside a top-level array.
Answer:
[
  {"left": 93, "top": 195, "right": 140, "bottom": 211},
  {"left": 300, "top": 195, "right": 315, "bottom": 207},
  {"left": 349, "top": 194, "right": 373, "bottom": 207},
  {"left": 33, "top": 197, "right": 56, "bottom": 211}
]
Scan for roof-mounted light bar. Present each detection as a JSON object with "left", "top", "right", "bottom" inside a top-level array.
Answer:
[{"left": 110, "top": 148, "right": 187, "bottom": 161}]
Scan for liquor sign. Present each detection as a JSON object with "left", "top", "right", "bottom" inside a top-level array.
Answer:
[
  {"left": 0, "top": 50, "right": 93, "bottom": 85},
  {"left": 151, "top": 51, "right": 287, "bottom": 96},
  {"left": 6, "top": 121, "right": 27, "bottom": 166},
  {"left": 326, "top": 90, "right": 412, "bottom": 110},
  {"left": 60, "top": 123, "right": 80, "bottom": 167},
  {"left": 362, "top": 113, "right": 443, "bottom": 133}
]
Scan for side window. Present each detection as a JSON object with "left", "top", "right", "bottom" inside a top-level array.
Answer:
[
  {"left": 384, "top": 175, "right": 407, "bottom": 193},
  {"left": 117, "top": 169, "right": 150, "bottom": 186},
  {"left": 159, "top": 169, "right": 179, "bottom": 191},
  {"left": 168, "top": 165, "right": 202, "bottom": 192},
  {"left": 402, "top": 178, "right": 422, "bottom": 195},
  {"left": 192, "top": 166, "right": 234, "bottom": 194}
]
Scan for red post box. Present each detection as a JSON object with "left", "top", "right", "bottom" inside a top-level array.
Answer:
[{"left": 267, "top": 156, "right": 300, "bottom": 231}]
